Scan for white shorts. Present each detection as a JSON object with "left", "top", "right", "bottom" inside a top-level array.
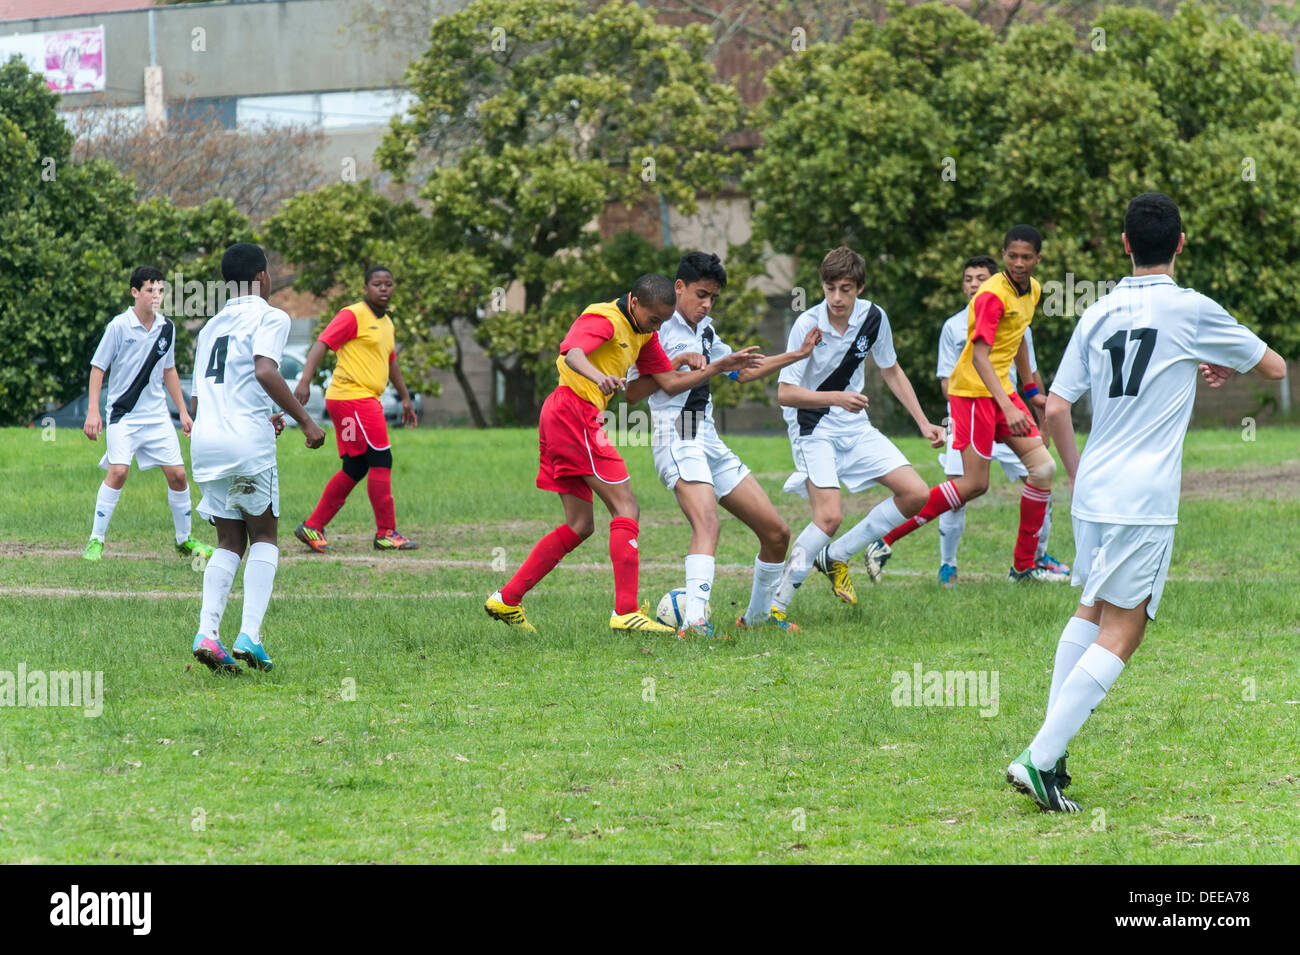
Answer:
[
  {"left": 1071, "top": 518, "right": 1175, "bottom": 620},
  {"left": 783, "top": 427, "right": 910, "bottom": 498},
  {"left": 198, "top": 467, "right": 280, "bottom": 522},
  {"left": 99, "top": 418, "right": 183, "bottom": 471},
  {"left": 652, "top": 425, "right": 750, "bottom": 499},
  {"left": 940, "top": 420, "right": 1026, "bottom": 480}
]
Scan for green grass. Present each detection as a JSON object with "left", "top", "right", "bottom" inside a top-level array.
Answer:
[{"left": 1, "top": 422, "right": 1298, "bottom": 863}]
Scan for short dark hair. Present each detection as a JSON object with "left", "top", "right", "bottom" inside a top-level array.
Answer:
[
  {"left": 676, "top": 251, "right": 727, "bottom": 289},
  {"left": 632, "top": 273, "right": 676, "bottom": 308},
  {"left": 1124, "top": 193, "right": 1182, "bottom": 267},
  {"left": 1003, "top": 225, "right": 1042, "bottom": 253},
  {"left": 365, "top": 266, "right": 393, "bottom": 283},
  {"left": 130, "top": 265, "right": 165, "bottom": 291},
  {"left": 962, "top": 255, "right": 998, "bottom": 275},
  {"left": 221, "top": 242, "right": 268, "bottom": 284},
  {"left": 819, "top": 246, "right": 866, "bottom": 287}
]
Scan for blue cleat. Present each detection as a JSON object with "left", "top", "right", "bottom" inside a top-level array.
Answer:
[
  {"left": 938, "top": 563, "right": 958, "bottom": 588},
  {"left": 192, "top": 634, "right": 242, "bottom": 673},
  {"left": 1036, "top": 552, "right": 1071, "bottom": 575},
  {"left": 232, "top": 633, "right": 273, "bottom": 672}
]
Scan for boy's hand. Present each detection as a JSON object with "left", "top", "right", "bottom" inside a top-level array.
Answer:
[
  {"left": 799, "top": 326, "right": 822, "bottom": 356},
  {"left": 83, "top": 410, "right": 102, "bottom": 441},
  {"left": 718, "top": 346, "right": 765, "bottom": 372},
  {"left": 596, "top": 374, "right": 626, "bottom": 396},
  {"left": 293, "top": 380, "right": 311, "bottom": 407},
  {"left": 920, "top": 421, "right": 945, "bottom": 447},
  {"left": 1199, "top": 362, "right": 1234, "bottom": 388},
  {"left": 303, "top": 420, "right": 326, "bottom": 448},
  {"left": 675, "top": 352, "right": 706, "bottom": 371},
  {"left": 836, "top": 391, "right": 870, "bottom": 413},
  {"left": 180, "top": 411, "right": 194, "bottom": 437},
  {"left": 1004, "top": 403, "right": 1033, "bottom": 436},
  {"left": 1029, "top": 393, "right": 1047, "bottom": 413},
  {"left": 401, "top": 398, "right": 417, "bottom": 428},
  {"left": 269, "top": 412, "right": 286, "bottom": 437}
]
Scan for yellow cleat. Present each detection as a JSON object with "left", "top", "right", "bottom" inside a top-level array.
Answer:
[
  {"left": 610, "top": 609, "right": 676, "bottom": 634},
  {"left": 813, "top": 544, "right": 857, "bottom": 605},
  {"left": 485, "top": 591, "right": 536, "bottom": 633}
]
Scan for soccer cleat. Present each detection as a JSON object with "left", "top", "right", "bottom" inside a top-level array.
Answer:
[
  {"left": 736, "top": 612, "right": 802, "bottom": 633},
  {"left": 1056, "top": 752, "right": 1072, "bottom": 790},
  {"left": 813, "top": 544, "right": 857, "bottom": 605},
  {"left": 192, "top": 634, "right": 242, "bottom": 673},
  {"left": 1036, "top": 552, "right": 1071, "bottom": 575},
  {"left": 294, "top": 521, "right": 331, "bottom": 554},
  {"left": 938, "top": 563, "right": 958, "bottom": 588},
  {"left": 1007, "top": 748, "right": 1080, "bottom": 812},
  {"left": 83, "top": 538, "right": 104, "bottom": 562},
  {"left": 232, "top": 633, "right": 273, "bottom": 672},
  {"left": 677, "top": 618, "right": 725, "bottom": 641},
  {"left": 484, "top": 591, "right": 536, "bottom": 633},
  {"left": 1008, "top": 565, "right": 1063, "bottom": 583},
  {"left": 864, "top": 538, "right": 892, "bottom": 583},
  {"left": 176, "top": 537, "right": 214, "bottom": 559},
  {"left": 374, "top": 530, "right": 419, "bottom": 551},
  {"left": 610, "top": 609, "right": 676, "bottom": 634}
]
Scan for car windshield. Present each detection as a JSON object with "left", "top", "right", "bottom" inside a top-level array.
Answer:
[{"left": 280, "top": 355, "right": 303, "bottom": 379}]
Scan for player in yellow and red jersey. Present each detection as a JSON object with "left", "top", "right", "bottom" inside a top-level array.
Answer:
[
  {"left": 291, "top": 267, "right": 420, "bottom": 553},
  {"left": 485, "top": 273, "right": 761, "bottom": 635}
]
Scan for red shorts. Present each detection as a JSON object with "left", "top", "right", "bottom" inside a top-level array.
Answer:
[
  {"left": 950, "top": 392, "right": 1039, "bottom": 459},
  {"left": 327, "top": 396, "right": 389, "bottom": 457},
  {"left": 536, "top": 386, "right": 628, "bottom": 502}
]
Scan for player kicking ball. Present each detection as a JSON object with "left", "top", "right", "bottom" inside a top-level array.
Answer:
[
  {"left": 486, "top": 274, "right": 733, "bottom": 636},
  {"left": 188, "top": 243, "right": 326, "bottom": 673},
  {"left": 772, "top": 247, "right": 945, "bottom": 616},
  {"left": 1006, "top": 193, "right": 1285, "bottom": 811},
  {"left": 933, "top": 255, "right": 1068, "bottom": 587},
  {"left": 624, "top": 252, "right": 817, "bottom": 639},
  {"left": 864, "top": 226, "right": 1061, "bottom": 584},
  {"left": 81, "top": 266, "right": 213, "bottom": 562}
]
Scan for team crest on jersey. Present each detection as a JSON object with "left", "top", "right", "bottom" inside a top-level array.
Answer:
[
  {"left": 155, "top": 337, "right": 168, "bottom": 356},
  {"left": 854, "top": 335, "right": 870, "bottom": 358}
]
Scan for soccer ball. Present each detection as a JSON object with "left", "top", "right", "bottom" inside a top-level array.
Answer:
[{"left": 656, "top": 588, "right": 709, "bottom": 628}]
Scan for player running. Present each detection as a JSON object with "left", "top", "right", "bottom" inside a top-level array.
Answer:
[
  {"left": 189, "top": 243, "right": 326, "bottom": 673},
  {"left": 292, "top": 266, "right": 421, "bottom": 554},
  {"left": 934, "top": 255, "right": 1069, "bottom": 587},
  {"left": 623, "top": 251, "right": 820, "bottom": 639},
  {"left": 1006, "top": 192, "right": 1285, "bottom": 812},
  {"left": 81, "top": 266, "right": 213, "bottom": 562},
  {"left": 772, "top": 247, "right": 945, "bottom": 615},
  {"left": 486, "top": 274, "right": 756, "bottom": 635},
  {"left": 863, "top": 226, "right": 1061, "bottom": 584}
]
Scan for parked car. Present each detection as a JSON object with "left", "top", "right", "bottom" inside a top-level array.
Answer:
[
  {"left": 30, "top": 389, "right": 107, "bottom": 430},
  {"left": 165, "top": 346, "right": 328, "bottom": 428}
]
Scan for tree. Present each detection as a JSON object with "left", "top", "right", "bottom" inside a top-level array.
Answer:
[{"left": 378, "top": 0, "right": 745, "bottom": 424}]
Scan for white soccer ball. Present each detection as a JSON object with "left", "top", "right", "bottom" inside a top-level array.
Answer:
[{"left": 656, "top": 588, "right": 709, "bottom": 628}]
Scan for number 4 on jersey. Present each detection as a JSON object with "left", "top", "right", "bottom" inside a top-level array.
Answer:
[
  {"left": 205, "top": 335, "right": 230, "bottom": 384},
  {"left": 1102, "top": 327, "right": 1157, "bottom": 397}
]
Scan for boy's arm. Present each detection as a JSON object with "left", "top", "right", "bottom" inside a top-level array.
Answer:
[
  {"left": 293, "top": 339, "right": 331, "bottom": 407},
  {"left": 636, "top": 347, "right": 763, "bottom": 400},
  {"left": 84, "top": 366, "right": 106, "bottom": 440},
  {"left": 777, "top": 382, "right": 869, "bottom": 413},
  {"left": 1044, "top": 393, "right": 1079, "bottom": 489},
  {"left": 162, "top": 366, "right": 193, "bottom": 436},
  {"left": 255, "top": 356, "right": 325, "bottom": 448},
  {"left": 388, "top": 354, "right": 417, "bottom": 428},
  {"left": 735, "top": 325, "right": 820, "bottom": 384},
  {"left": 878, "top": 362, "right": 945, "bottom": 447}
]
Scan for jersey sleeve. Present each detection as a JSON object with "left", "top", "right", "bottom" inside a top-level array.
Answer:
[
  {"left": 970, "top": 292, "right": 1005, "bottom": 347},
  {"left": 778, "top": 315, "right": 815, "bottom": 387},
  {"left": 870, "top": 310, "right": 898, "bottom": 369},
  {"left": 559, "top": 313, "right": 616, "bottom": 355},
  {"left": 253, "top": 308, "right": 292, "bottom": 367},
  {"left": 1049, "top": 327, "right": 1089, "bottom": 402},
  {"left": 634, "top": 333, "right": 673, "bottom": 375},
  {"left": 1194, "top": 296, "right": 1268, "bottom": 373},
  {"left": 1022, "top": 325, "right": 1038, "bottom": 374},
  {"left": 936, "top": 318, "right": 964, "bottom": 378},
  {"left": 318, "top": 308, "right": 358, "bottom": 351},
  {"left": 89, "top": 322, "right": 118, "bottom": 372},
  {"left": 163, "top": 320, "right": 177, "bottom": 370}
]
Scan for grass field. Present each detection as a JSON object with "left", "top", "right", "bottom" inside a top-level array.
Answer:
[{"left": 1, "top": 420, "right": 1297, "bottom": 863}]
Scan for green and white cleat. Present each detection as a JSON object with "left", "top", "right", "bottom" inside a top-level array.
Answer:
[
  {"left": 1007, "top": 748, "right": 1080, "bottom": 812},
  {"left": 176, "top": 537, "right": 214, "bottom": 559},
  {"left": 864, "top": 538, "right": 892, "bottom": 583},
  {"left": 83, "top": 538, "right": 104, "bottom": 562},
  {"left": 1008, "top": 565, "right": 1060, "bottom": 583}
]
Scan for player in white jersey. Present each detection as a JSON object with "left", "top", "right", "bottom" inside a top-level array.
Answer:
[
  {"left": 1007, "top": 193, "right": 1285, "bottom": 812},
  {"left": 934, "top": 255, "right": 1068, "bottom": 587},
  {"left": 624, "top": 252, "right": 817, "bottom": 639},
  {"left": 772, "top": 247, "right": 945, "bottom": 614},
  {"left": 188, "top": 243, "right": 326, "bottom": 673},
  {"left": 81, "top": 266, "right": 213, "bottom": 562}
]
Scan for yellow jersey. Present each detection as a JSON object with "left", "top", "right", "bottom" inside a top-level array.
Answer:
[
  {"left": 320, "top": 300, "right": 395, "bottom": 401},
  {"left": 948, "top": 272, "right": 1040, "bottom": 398}
]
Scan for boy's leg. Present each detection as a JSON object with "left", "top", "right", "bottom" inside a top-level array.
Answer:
[
  {"left": 89, "top": 464, "right": 129, "bottom": 549},
  {"left": 937, "top": 506, "right": 965, "bottom": 570},
  {"left": 585, "top": 476, "right": 643, "bottom": 617},
  {"left": 305, "top": 454, "right": 367, "bottom": 533},
  {"left": 193, "top": 516, "right": 247, "bottom": 672},
  {"left": 674, "top": 480, "right": 721, "bottom": 625},
  {"left": 498, "top": 493, "right": 593, "bottom": 607},
  {"left": 236, "top": 505, "right": 279, "bottom": 662},
  {"left": 829, "top": 464, "right": 925, "bottom": 563},
  {"left": 719, "top": 475, "right": 791, "bottom": 626},
  {"left": 1004, "top": 434, "right": 1055, "bottom": 573},
  {"left": 773, "top": 482, "right": 840, "bottom": 611},
  {"left": 162, "top": 464, "right": 198, "bottom": 551},
  {"left": 1048, "top": 604, "right": 1101, "bottom": 715}
]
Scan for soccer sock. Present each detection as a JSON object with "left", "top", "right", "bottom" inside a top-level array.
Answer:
[
  {"left": 1029, "top": 643, "right": 1124, "bottom": 771},
  {"left": 198, "top": 548, "right": 241, "bottom": 639},
  {"left": 827, "top": 497, "right": 905, "bottom": 563},
  {"left": 91, "top": 482, "right": 121, "bottom": 542},
  {"left": 1014, "top": 483, "right": 1052, "bottom": 571},
  {"left": 1047, "top": 616, "right": 1100, "bottom": 714},
  {"left": 501, "top": 524, "right": 582, "bottom": 606},
  {"left": 238, "top": 542, "right": 279, "bottom": 645},
  {"left": 167, "top": 486, "right": 193, "bottom": 545},
  {"left": 608, "top": 516, "right": 641, "bottom": 616},
  {"left": 683, "top": 553, "right": 715, "bottom": 625},
  {"left": 772, "top": 523, "right": 831, "bottom": 612},
  {"left": 1036, "top": 495, "right": 1053, "bottom": 560},
  {"left": 882, "top": 481, "right": 963, "bottom": 546},
  {"left": 938, "top": 505, "right": 965, "bottom": 566},
  {"left": 367, "top": 467, "right": 396, "bottom": 535},
  {"left": 744, "top": 557, "right": 785, "bottom": 625},
  {"left": 307, "top": 470, "right": 358, "bottom": 530}
]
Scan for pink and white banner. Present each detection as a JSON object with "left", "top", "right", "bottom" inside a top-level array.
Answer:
[{"left": 0, "top": 26, "right": 105, "bottom": 94}]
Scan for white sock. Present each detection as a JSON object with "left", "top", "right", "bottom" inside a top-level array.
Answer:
[
  {"left": 683, "top": 553, "right": 715, "bottom": 624},
  {"left": 199, "top": 548, "right": 241, "bottom": 639},
  {"left": 938, "top": 505, "right": 965, "bottom": 566},
  {"left": 1047, "top": 616, "right": 1099, "bottom": 714},
  {"left": 773, "top": 524, "right": 830, "bottom": 611},
  {"left": 826, "top": 497, "right": 905, "bottom": 563},
  {"left": 745, "top": 557, "right": 785, "bottom": 625},
  {"left": 1037, "top": 494, "right": 1053, "bottom": 560},
  {"left": 91, "top": 482, "right": 121, "bottom": 542},
  {"left": 168, "top": 486, "right": 193, "bottom": 545},
  {"left": 1029, "top": 644, "right": 1124, "bottom": 770},
  {"left": 239, "top": 542, "right": 279, "bottom": 643}
]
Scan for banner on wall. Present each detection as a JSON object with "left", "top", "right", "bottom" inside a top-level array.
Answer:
[{"left": 0, "top": 26, "right": 106, "bottom": 94}]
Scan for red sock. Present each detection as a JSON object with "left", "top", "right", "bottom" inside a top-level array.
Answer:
[
  {"left": 883, "top": 481, "right": 963, "bottom": 545},
  {"left": 501, "top": 524, "right": 582, "bottom": 606},
  {"left": 368, "top": 467, "right": 396, "bottom": 535},
  {"left": 307, "top": 470, "right": 359, "bottom": 529},
  {"left": 1015, "top": 484, "right": 1051, "bottom": 571},
  {"left": 608, "top": 516, "right": 640, "bottom": 615}
]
